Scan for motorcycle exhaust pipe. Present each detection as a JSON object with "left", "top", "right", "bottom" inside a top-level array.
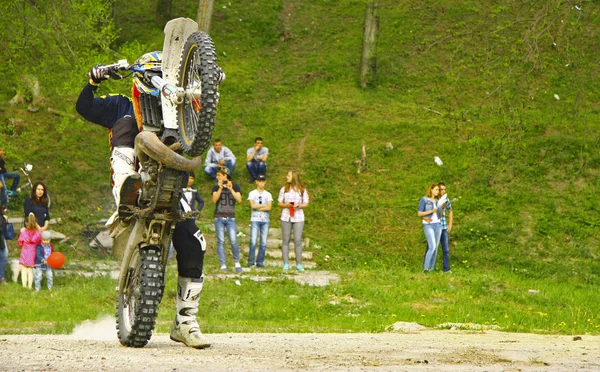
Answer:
[{"left": 135, "top": 131, "right": 202, "bottom": 172}]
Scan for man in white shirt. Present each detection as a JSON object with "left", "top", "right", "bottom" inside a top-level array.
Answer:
[
  {"left": 204, "top": 139, "right": 236, "bottom": 179},
  {"left": 246, "top": 137, "right": 268, "bottom": 182},
  {"left": 247, "top": 174, "right": 272, "bottom": 267}
]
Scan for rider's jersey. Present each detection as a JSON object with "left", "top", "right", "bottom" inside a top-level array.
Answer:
[{"left": 76, "top": 83, "right": 134, "bottom": 129}]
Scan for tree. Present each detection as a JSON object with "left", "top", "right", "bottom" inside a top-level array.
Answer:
[{"left": 196, "top": 0, "right": 214, "bottom": 33}]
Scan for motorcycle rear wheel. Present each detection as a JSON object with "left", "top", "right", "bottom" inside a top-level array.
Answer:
[
  {"left": 177, "top": 32, "right": 220, "bottom": 157},
  {"left": 116, "top": 246, "right": 164, "bottom": 348}
]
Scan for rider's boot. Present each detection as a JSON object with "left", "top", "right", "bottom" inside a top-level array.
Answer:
[{"left": 170, "top": 276, "right": 210, "bottom": 349}]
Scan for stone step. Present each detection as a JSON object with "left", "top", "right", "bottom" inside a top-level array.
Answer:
[
  {"left": 204, "top": 224, "right": 283, "bottom": 240},
  {"left": 203, "top": 235, "right": 313, "bottom": 260}
]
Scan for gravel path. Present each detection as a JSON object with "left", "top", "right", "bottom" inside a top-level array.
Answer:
[{"left": 1, "top": 330, "right": 598, "bottom": 371}]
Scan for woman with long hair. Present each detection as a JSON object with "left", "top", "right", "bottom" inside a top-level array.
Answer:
[
  {"left": 17, "top": 213, "right": 41, "bottom": 289},
  {"left": 24, "top": 182, "right": 50, "bottom": 231},
  {"left": 277, "top": 170, "right": 309, "bottom": 271},
  {"left": 417, "top": 184, "right": 442, "bottom": 272}
]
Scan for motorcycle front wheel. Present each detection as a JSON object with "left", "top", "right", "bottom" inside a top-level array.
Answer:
[
  {"left": 177, "top": 32, "right": 220, "bottom": 157},
  {"left": 116, "top": 246, "right": 164, "bottom": 348}
]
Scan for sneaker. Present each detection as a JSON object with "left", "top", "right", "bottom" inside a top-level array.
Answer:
[
  {"left": 443, "top": 270, "right": 453, "bottom": 274},
  {"left": 0, "top": 278, "right": 7, "bottom": 285},
  {"left": 220, "top": 265, "right": 228, "bottom": 273},
  {"left": 234, "top": 262, "right": 243, "bottom": 273},
  {"left": 283, "top": 263, "right": 289, "bottom": 270},
  {"left": 296, "top": 264, "right": 304, "bottom": 271}
]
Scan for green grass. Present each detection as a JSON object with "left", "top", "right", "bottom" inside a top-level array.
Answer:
[
  {"left": 1, "top": 254, "right": 598, "bottom": 335},
  {"left": 0, "top": 0, "right": 599, "bottom": 336}
]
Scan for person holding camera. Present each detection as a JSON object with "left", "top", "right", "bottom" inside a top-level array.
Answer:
[{"left": 211, "top": 167, "right": 243, "bottom": 273}]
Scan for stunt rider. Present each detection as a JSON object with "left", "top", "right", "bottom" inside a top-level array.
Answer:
[{"left": 76, "top": 52, "right": 224, "bottom": 349}]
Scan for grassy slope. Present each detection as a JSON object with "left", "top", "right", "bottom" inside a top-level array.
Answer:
[{"left": 1, "top": 0, "right": 599, "bottom": 335}]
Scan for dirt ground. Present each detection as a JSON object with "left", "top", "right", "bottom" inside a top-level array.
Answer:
[{"left": 1, "top": 328, "right": 598, "bottom": 371}]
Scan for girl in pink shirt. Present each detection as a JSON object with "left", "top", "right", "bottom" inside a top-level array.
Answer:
[{"left": 17, "top": 213, "right": 41, "bottom": 289}]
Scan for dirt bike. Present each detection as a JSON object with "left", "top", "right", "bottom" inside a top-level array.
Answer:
[{"left": 99, "top": 18, "right": 222, "bottom": 348}]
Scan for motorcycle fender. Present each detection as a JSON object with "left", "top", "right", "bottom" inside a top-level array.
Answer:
[{"left": 161, "top": 18, "right": 198, "bottom": 130}]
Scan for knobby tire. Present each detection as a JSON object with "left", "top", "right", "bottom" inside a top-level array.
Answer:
[
  {"left": 116, "top": 246, "right": 164, "bottom": 348},
  {"left": 177, "top": 32, "right": 220, "bottom": 157}
]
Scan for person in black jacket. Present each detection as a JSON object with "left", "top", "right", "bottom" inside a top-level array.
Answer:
[
  {"left": 0, "top": 148, "right": 21, "bottom": 206},
  {"left": 75, "top": 66, "right": 140, "bottom": 218}
]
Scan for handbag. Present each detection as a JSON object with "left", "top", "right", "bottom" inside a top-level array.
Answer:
[{"left": 3, "top": 221, "right": 15, "bottom": 240}]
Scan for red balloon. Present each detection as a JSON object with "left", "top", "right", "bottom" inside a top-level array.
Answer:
[{"left": 47, "top": 252, "right": 66, "bottom": 269}]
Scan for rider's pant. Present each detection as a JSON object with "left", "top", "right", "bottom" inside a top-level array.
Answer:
[
  {"left": 110, "top": 146, "right": 137, "bottom": 207},
  {"left": 172, "top": 218, "right": 207, "bottom": 279}
]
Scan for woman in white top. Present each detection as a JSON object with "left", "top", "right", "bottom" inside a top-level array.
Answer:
[
  {"left": 277, "top": 170, "right": 309, "bottom": 271},
  {"left": 417, "top": 184, "right": 442, "bottom": 272}
]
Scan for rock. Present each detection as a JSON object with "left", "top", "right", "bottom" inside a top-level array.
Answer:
[
  {"left": 292, "top": 271, "right": 340, "bottom": 287},
  {"left": 388, "top": 322, "right": 427, "bottom": 332},
  {"left": 436, "top": 322, "right": 501, "bottom": 331},
  {"left": 89, "top": 230, "right": 113, "bottom": 250}
]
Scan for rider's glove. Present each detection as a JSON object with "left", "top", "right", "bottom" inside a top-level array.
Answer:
[{"left": 89, "top": 65, "right": 108, "bottom": 84}]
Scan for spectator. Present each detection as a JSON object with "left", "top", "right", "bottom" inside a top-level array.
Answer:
[
  {"left": 24, "top": 182, "right": 50, "bottom": 232},
  {"left": 0, "top": 148, "right": 21, "bottom": 206},
  {"left": 247, "top": 174, "right": 272, "bottom": 268},
  {"left": 438, "top": 182, "right": 453, "bottom": 273},
  {"left": 182, "top": 172, "right": 205, "bottom": 213},
  {"left": 417, "top": 184, "right": 442, "bottom": 273},
  {"left": 246, "top": 137, "right": 269, "bottom": 182},
  {"left": 0, "top": 205, "right": 8, "bottom": 285},
  {"left": 18, "top": 213, "right": 41, "bottom": 289},
  {"left": 168, "top": 172, "right": 205, "bottom": 262},
  {"left": 211, "top": 167, "right": 243, "bottom": 273},
  {"left": 204, "top": 139, "right": 236, "bottom": 179},
  {"left": 34, "top": 231, "right": 54, "bottom": 292},
  {"left": 277, "top": 170, "right": 309, "bottom": 271}
]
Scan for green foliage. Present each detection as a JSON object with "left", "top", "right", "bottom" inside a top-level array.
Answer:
[{"left": 0, "top": 0, "right": 117, "bottom": 100}]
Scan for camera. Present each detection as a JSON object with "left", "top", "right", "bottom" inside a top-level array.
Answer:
[{"left": 222, "top": 180, "right": 228, "bottom": 185}]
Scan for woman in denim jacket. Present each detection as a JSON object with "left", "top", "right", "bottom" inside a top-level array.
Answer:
[{"left": 417, "top": 184, "right": 442, "bottom": 272}]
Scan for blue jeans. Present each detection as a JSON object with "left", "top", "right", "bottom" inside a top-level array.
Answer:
[
  {"left": 0, "top": 239, "right": 7, "bottom": 280},
  {"left": 34, "top": 267, "right": 53, "bottom": 290},
  {"left": 248, "top": 221, "right": 269, "bottom": 266},
  {"left": 439, "top": 229, "right": 450, "bottom": 272},
  {"left": 246, "top": 161, "right": 267, "bottom": 181},
  {"left": 204, "top": 159, "right": 236, "bottom": 179},
  {"left": 423, "top": 223, "right": 442, "bottom": 271},
  {"left": 214, "top": 217, "right": 240, "bottom": 266},
  {"left": 0, "top": 172, "right": 21, "bottom": 204}
]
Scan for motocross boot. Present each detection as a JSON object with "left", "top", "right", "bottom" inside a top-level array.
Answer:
[{"left": 170, "top": 276, "right": 211, "bottom": 349}]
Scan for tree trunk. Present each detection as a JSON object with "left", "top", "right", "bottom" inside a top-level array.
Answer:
[
  {"left": 156, "top": 0, "right": 173, "bottom": 26},
  {"left": 197, "top": 0, "right": 215, "bottom": 33},
  {"left": 360, "top": 2, "right": 379, "bottom": 89}
]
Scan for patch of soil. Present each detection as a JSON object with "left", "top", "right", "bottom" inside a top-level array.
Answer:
[{"left": 1, "top": 330, "right": 598, "bottom": 371}]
